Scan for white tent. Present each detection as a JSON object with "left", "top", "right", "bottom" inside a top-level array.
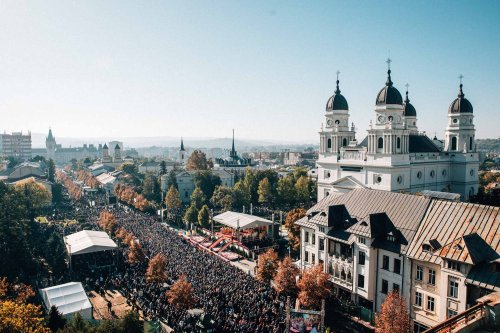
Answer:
[
  {"left": 213, "top": 211, "right": 273, "bottom": 230},
  {"left": 64, "top": 230, "right": 118, "bottom": 255},
  {"left": 40, "top": 282, "right": 93, "bottom": 319}
]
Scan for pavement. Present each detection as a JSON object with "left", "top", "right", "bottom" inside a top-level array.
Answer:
[
  {"left": 89, "top": 289, "right": 134, "bottom": 320},
  {"left": 230, "top": 258, "right": 257, "bottom": 276}
]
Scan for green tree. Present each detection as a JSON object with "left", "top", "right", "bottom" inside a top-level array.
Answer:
[
  {"left": 47, "top": 159, "right": 56, "bottom": 182},
  {"left": 186, "top": 150, "right": 209, "bottom": 171},
  {"left": 166, "top": 170, "right": 178, "bottom": 189},
  {"left": 233, "top": 181, "right": 251, "bottom": 210},
  {"left": 160, "top": 161, "right": 167, "bottom": 175},
  {"left": 193, "top": 171, "right": 221, "bottom": 199},
  {"left": 197, "top": 205, "right": 210, "bottom": 228},
  {"left": 295, "top": 175, "right": 310, "bottom": 204},
  {"left": 277, "top": 175, "right": 296, "bottom": 206},
  {"left": 143, "top": 173, "right": 161, "bottom": 202},
  {"left": 190, "top": 187, "right": 206, "bottom": 210},
  {"left": 51, "top": 183, "right": 63, "bottom": 205},
  {"left": 120, "top": 163, "right": 139, "bottom": 176},
  {"left": 165, "top": 186, "right": 181, "bottom": 213},
  {"left": 119, "top": 311, "right": 142, "bottom": 333},
  {"left": 258, "top": 178, "right": 273, "bottom": 205},
  {"left": 184, "top": 205, "right": 198, "bottom": 227},
  {"left": 210, "top": 186, "right": 234, "bottom": 211},
  {"left": 242, "top": 167, "right": 259, "bottom": 203},
  {"left": 47, "top": 305, "right": 66, "bottom": 332}
]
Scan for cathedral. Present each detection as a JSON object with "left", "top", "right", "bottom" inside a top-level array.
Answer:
[{"left": 317, "top": 61, "right": 479, "bottom": 201}]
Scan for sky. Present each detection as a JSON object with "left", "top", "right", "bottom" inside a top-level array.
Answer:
[{"left": 0, "top": 0, "right": 499, "bottom": 144}]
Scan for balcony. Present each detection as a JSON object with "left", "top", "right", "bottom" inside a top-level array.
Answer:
[{"left": 328, "top": 254, "right": 353, "bottom": 289}]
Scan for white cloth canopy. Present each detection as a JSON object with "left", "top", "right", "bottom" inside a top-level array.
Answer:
[
  {"left": 213, "top": 211, "right": 273, "bottom": 230},
  {"left": 40, "top": 282, "right": 93, "bottom": 319},
  {"left": 64, "top": 230, "right": 118, "bottom": 255}
]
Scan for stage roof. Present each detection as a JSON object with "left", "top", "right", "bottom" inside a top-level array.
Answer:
[
  {"left": 40, "top": 282, "right": 92, "bottom": 319},
  {"left": 64, "top": 230, "right": 118, "bottom": 255},
  {"left": 213, "top": 211, "right": 273, "bottom": 230}
]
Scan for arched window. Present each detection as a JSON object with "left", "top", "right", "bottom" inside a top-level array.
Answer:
[
  {"left": 378, "top": 137, "right": 384, "bottom": 149},
  {"left": 327, "top": 138, "right": 332, "bottom": 149},
  {"left": 397, "top": 137, "right": 401, "bottom": 149},
  {"left": 469, "top": 137, "right": 473, "bottom": 151},
  {"left": 451, "top": 137, "right": 457, "bottom": 151},
  {"left": 343, "top": 138, "right": 347, "bottom": 147}
]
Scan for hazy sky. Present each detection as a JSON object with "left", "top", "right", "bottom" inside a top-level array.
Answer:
[{"left": 0, "top": 1, "right": 499, "bottom": 143}]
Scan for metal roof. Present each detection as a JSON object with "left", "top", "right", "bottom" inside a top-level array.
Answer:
[
  {"left": 64, "top": 230, "right": 118, "bottom": 255},
  {"left": 420, "top": 190, "right": 461, "bottom": 201},
  {"left": 213, "top": 211, "right": 273, "bottom": 230}
]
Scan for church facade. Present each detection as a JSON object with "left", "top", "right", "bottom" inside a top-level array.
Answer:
[{"left": 317, "top": 64, "right": 479, "bottom": 201}]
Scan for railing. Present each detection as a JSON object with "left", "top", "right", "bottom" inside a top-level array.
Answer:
[{"left": 422, "top": 301, "right": 490, "bottom": 333}]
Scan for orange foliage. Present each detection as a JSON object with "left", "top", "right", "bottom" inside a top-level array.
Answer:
[
  {"left": 56, "top": 170, "right": 82, "bottom": 200},
  {"left": 375, "top": 291, "right": 411, "bottom": 333},
  {"left": 256, "top": 249, "right": 279, "bottom": 283},
  {"left": 98, "top": 210, "right": 117, "bottom": 233},
  {"left": 273, "top": 256, "right": 299, "bottom": 295},
  {"left": 297, "top": 264, "right": 332, "bottom": 309},
  {"left": 115, "top": 183, "right": 151, "bottom": 212},
  {"left": 128, "top": 241, "right": 145, "bottom": 265},
  {"left": 146, "top": 253, "right": 167, "bottom": 283},
  {"left": 166, "top": 275, "right": 196, "bottom": 309},
  {"left": 0, "top": 300, "right": 50, "bottom": 333}
]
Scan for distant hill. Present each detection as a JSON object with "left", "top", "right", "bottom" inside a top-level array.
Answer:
[{"left": 476, "top": 139, "right": 500, "bottom": 153}]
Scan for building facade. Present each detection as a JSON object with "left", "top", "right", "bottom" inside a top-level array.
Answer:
[
  {"left": 0, "top": 131, "right": 32, "bottom": 160},
  {"left": 317, "top": 66, "right": 479, "bottom": 201}
]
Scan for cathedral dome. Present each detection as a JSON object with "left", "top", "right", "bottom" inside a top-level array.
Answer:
[
  {"left": 326, "top": 79, "right": 349, "bottom": 111},
  {"left": 449, "top": 84, "right": 473, "bottom": 114},
  {"left": 376, "top": 70, "right": 403, "bottom": 105},
  {"left": 403, "top": 90, "right": 417, "bottom": 117}
]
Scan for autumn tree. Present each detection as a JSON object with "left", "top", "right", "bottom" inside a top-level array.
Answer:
[
  {"left": 146, "top": 253, "right": 167, "bottom": 283},
  {"left": 257, "top": 177, "right": 272, "bottom": 205},
  {"left": 128, "top": 241, "right": 145, "bottom": 265},
  {"left": 198, "top": 205, "right": 210, "bottom": 228},
  {"left": 297, "top": 264, "right": 332, "bottom": 309},
  {"left": 273, "top": 256, "right": 299, "bottom": 296},
  {"left": 14, "top": 180, "right": 52, "bottom": 213},
  {"left": 256, "top": 249, "right": 279, "bottom": 283},
  {"left": 166, "top": 274, "right": 196, "bottom": 309},
  {"left": 186, "top": 150, "right": 209, "bottom": 171},
  {"left": 98, "top": 210, "right": 117, "bottom": 234},
  {"left": 165, "top": 186, "right": 182, "bottom": 213},
  {"left": 285, "top": 208, "right": 306, "bottom": 252},
  {"left": 375, "top": 291, "right": 411, "bottom": 333}
]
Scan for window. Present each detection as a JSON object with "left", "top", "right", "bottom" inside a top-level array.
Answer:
[
  {"left": 381, "top": 279, "right": 388, "bottom": 294},
  {"left": 417, "top": 171, "right": 422, "bottom": 179},
  {"left": 312, "top": 253, "right": 315, "bottom": 265},
  {"left": 469, "top": 137, "right": 473, "bottom": 151},
  {"left": 359, "top": 251, "right": 366, "bottom": 265},
  {"left": 451, "top": 137, "right": 457, "bottom": 151},
  {"left": 382, "top": 255, "right": 389, "bottom": 270},
  {"left": 327, "top": 138, "right": 332, "bottom": 149},
  {"left": 397, "top": 175, "right": 403, "bottom": 184},
  {"left": 305, "top": 251, "right": 309, "bottom": 263},
  {"left": 343, "top": 138, "right": 347, "bottom": 147},
  {"left": 415, "top": 292, "right": 422, "bottom": 307},
  {"left": 358, "top": 274, "right": 365, "bottom": 289},
  {"left": 305, "top": 231, "right": 309, "bottom": 243},
  {"left": 427, "top": 296, "right": 435, "bottom": 312},
  {"left": 448, "top": 309, "right": 458, "bottom": 318},
  {"left": 442, "top": 169, "right": 447, "bottom": 177},
  {"left": 312, "top": 234, "right": 316, "bottom": 245},
  {"left": 393, "top": 283, "right": 400, "bottom": 293},
  {"left": 388, "top": 115, "right": 393, "bottom": 122},
  {"left": 430, "top": 170, "right": 435, "bottom": 178},
  {"left": 397, "top": 137, "right": 401, "bottom": 149},
  {"left": 378, "top": 137, "right": 384, "bottom": 149},
  {"left": 358, "top": 237, "right": 366, "bottom": 244},
  {"left": 319, "top": 226, "right": 325, "bottom": 233},
  {"left": 319, "top": 238, "right": 325, "bottom": 251},
  {"left": 416, "top": 266, "right": 423, "bottom": 281},
  {"left": 448, "top": 279, "right": 459, "bottom": 298},
  {"left": 387, "top": 234, "right": 396, "bottom": 242},
  {"left": 428, "top": 269, "right": 436, "bottom": 285},
  {"left": 394, "top": 259, "right": 401, "bottom": 274},
  {"left": 447, "top": 261, "right": 461, "bottom": 272}
]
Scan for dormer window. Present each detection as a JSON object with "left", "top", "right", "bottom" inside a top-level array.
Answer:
[
  {"left": 360, "top": 221, "right": 368, "bottom": 227},
  {"left": 447, "top": 261, "right": 461, "bottom": 272},
  {"left": 387, "top": 235, "right": 396, "bottom": 242},
  {"left": 422, "top": 244, "right": 432, "bottom": 253}
]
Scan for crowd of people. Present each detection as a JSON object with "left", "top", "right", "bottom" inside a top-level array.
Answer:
[{"left": 66, "top": 190, "right": 286, "bottom": 333}]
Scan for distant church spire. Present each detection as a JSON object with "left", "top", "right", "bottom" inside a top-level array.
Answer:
[
  {"left": 385, "top": 58, "right": 393, "bottom": 87},
  {"left": 230, "top": 129, "right": 236, "bottom": 158},
  {"left": 180, "top": 137, "right": 185, "bottom": 151},
  {"left": 335, "top": 70, "right": 341, "bottom": 94}
]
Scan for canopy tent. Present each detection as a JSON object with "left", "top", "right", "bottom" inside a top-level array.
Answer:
[
  {"left": 213, "top": 211, "right": 273, "bottom": 230},
  {"left": 64, "top": 230, "right": 118, "bottom": 255},
  {"left": 40, "top": 282, "right": 93, "bottom": 319}
]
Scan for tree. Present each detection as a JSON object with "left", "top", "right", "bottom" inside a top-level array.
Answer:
[
  {"left": 0, "top": 300, "right": 50, "bottom": 333},
  {"left": 375, "top": 291, "right": 411, "bottom": 333},
  {"left": 160, "top": 161, "right": 167, "bottom": 175},
  {"left": 285, "top": 208, "right": 306, "bottom": 252},
  {"left": 193, "top": 171, "right": 221, "bottom": 200},
  {"left": 60, "top": 312, "right": 92, "bottom": 332},
  {"left": 142, "top": 173, "right": 160, "bottom": 202},
  {"left": 190, "top": 187, "right": 206, "bottom": 210},
  {"left": 165, "top": 186, "right": 181, "bottom": 213},
  {"left": 128, "top": 241, "right": 145, "bottom": 265},
  {"left": 146, "top": 253, "right": 167, "bottom": 283},
  {"left": 166, "top": 170, "right": 178, "bottom": 189},
  {"left": 210, "top": 186, "right": 234, "bottom": 211},
  {"left": 233, "top": 180, "right": 251, "bottom": 209},
  {"left": 274, "top": 256, "right": 299, "bottom": 296},
  {"left": 186, "top": 150, "right": 209, "bottom": 171},
  {"left": 118, "top": 311, "right": 143, "bottom": 333},
  {"left": 47, "top": 158, "right": 56, "bottom": 182},
  {"left": 256, "top": 249, "right": 279, "bottom": 283},
  {"left": 277, "top": 175, "right": 296, "bottom": 206},
  {"left": 47, "top": 305, "right": 66, "bottom": 332},
  {"left": 257, "top": 178, "right": 273, "bottom": 205},
  {"left": 120, "top": 163, "right": 138, "bottom": 176},
  {"left": 51, "top": 183, "right": 63, "bottom": 205},
  {"left": 197, "top": 205, "right": 210, "bottom": 228},
  {"left": 297, "top": 264, "right": 332, "bottom": 309},
  {"left": 184, "top": 205, "right": 198, "bottom": 227},
  {"left": 98, "top": 211, "right": 117, "bottom": 234},
  {"left": 295, "top": 175, "right": 310, "bottom": 204},
  {"left": 14, "top": 180, "right": 52, "bottom": 214},
  {"left": 166, "top": 274, "right": 196, "bottom": 309}
]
